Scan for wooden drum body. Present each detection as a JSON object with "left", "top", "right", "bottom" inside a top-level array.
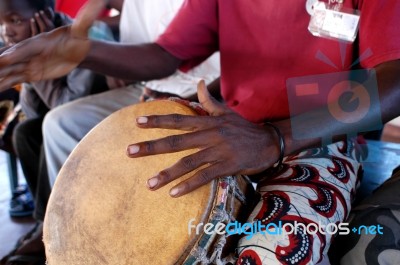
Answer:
[{"left": 43, "top": 100, "right": 256, "bottom": 265}]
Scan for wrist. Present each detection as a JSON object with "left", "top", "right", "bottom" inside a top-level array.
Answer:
[
  {"left": 264, "top": 122, "right": 286, "bottom": 170},
  {"left": 275, "top": 119, "right": 321, "bottom": 157}
]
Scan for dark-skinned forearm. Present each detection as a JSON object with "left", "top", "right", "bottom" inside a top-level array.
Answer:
[
  {"left": 277, "top": 60, "right": 400, "bottom": 156},
  {"left": 81, "top": 41, "right": 182, "bottom": 81}
]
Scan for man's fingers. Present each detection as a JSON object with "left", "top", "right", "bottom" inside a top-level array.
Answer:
[
  {"left": 169, "top": 162, "right": 231, "bottom": 197},
  {"left": 0, "top": 40, "right": 35, "bottom": 67},
  {"left": 0, "top": 46, "right": 9, "bottom": 56},
  {"left": 35, "top": 12, "right": 47, "bottom": 32},
  {"left": 126, "top": 129, "right": 217, "bottom": 157},
  {"left": 38, "top": 10, "right": 54, "bottom": 31},
  {"left": 0, "top": 74, "right": 26, "bottom": 92},
  {"left": 0, "top": 62, "right": 27, "bottom": 81},
  {"left": 146, "top": 148, "right": 215, "bottom": 190},
  {"left": 0, "top": 45, "right": 32, "bottom": 88},
  {"left": 135, "top": 114, "right": 220, "bottom": 131},
  {"left": 197, "top": 80, "right": 229, "bottom": 116},
  {"left": 72, "top": 0, "right": 108, "bottom": 38},
  {"left": 30, "top": 18, "right": 38, "bottom": 36}
]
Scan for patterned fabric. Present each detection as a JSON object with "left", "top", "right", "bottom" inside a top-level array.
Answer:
[
  {"left": 236, "top": 140, "right": 363, "bottom": 265},
  {"left": 329, "top": 167, "right": 400, "bottom": 265}
]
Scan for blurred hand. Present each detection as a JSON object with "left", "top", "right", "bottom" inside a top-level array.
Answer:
[
  {"left": 127, "top": 81, "right": 281, "bottom": 197},
  {"left": 0, "top": 0, "right": 108, "bottom": 91}
]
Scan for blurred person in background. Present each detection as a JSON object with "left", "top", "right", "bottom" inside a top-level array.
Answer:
[{"left": 0, "top": 0, "right": 113, "bottom": 264}]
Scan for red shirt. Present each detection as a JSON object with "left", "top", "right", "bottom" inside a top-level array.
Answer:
[
  {"left": 55, "top": 0, "right": 110, "bottom": 18},
  {"left": 157, "top": 0, "right": 400, "bottom": 123}
]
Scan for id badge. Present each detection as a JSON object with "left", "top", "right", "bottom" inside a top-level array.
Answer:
[{"left": 308, "top": 1, "right": 360, "bottom": 42}]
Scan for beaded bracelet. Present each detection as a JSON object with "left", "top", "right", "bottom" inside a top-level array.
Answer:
[{"left": 264, "top": 122, "right": 285, "bottom": 171}]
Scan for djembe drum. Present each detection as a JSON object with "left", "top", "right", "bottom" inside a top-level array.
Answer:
[{"left": 43, "top": 100, "right": 258, "bottom": 264}]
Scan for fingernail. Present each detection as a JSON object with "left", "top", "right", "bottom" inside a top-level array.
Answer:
[
  {"left": 137, "top": 116, "right": 148, "bottom": 124},
  {"left": 147, "top": 177, "right": 158, "bottom": 189},
  {"left": 31, "top": 18, "right": 35, "bottom": 23},
  {"left": 170, "top": 187, "right": 180, "bottom": 197},
  {"left": 40, "top": 10, "right": 44, "bottom": 14},
  {"left": 35, "top": 13, "right": 39, "bottom": 17},
  {"left": 127, "top": 145, "right": 139, "bottom": 155}
]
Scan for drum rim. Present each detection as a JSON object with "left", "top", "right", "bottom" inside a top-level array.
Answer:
[{"left": 176, "top": 178, "right": 218, "bottom": 264}]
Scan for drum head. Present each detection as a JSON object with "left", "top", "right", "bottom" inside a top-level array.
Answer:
[{"left": 44, "top": 100, "right": 216, "bottom": 264}]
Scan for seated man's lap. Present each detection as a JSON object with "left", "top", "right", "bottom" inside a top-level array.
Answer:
[{"left": 236, "top": 140, "right": 363, "bottom": 265}]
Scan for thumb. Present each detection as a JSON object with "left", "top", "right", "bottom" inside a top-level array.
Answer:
[
  {"left": 71, "top": 0, "right": 107, "bottom": 38},
  {"left": 197, "top": 80, "right": 230, "bottom": 116}
]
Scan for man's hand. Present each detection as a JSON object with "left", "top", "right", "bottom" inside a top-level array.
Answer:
[
  {"left": 0, "top": 0, "right": 108, "bottom": 91},
  {"left": 127, "top": 81, "right": 282, "bottom": 197}
]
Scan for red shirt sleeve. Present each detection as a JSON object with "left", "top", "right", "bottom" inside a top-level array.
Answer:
[
  {"left": 359, "top": 0, "right": 400, "bottom": 68},
  {"left": 156, "top": 0, "right": 219, "bottom": 71}
]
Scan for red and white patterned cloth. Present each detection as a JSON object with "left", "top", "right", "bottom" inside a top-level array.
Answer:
[{"left": 236, "top": 140, "right": 363, "bottom": 265}]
